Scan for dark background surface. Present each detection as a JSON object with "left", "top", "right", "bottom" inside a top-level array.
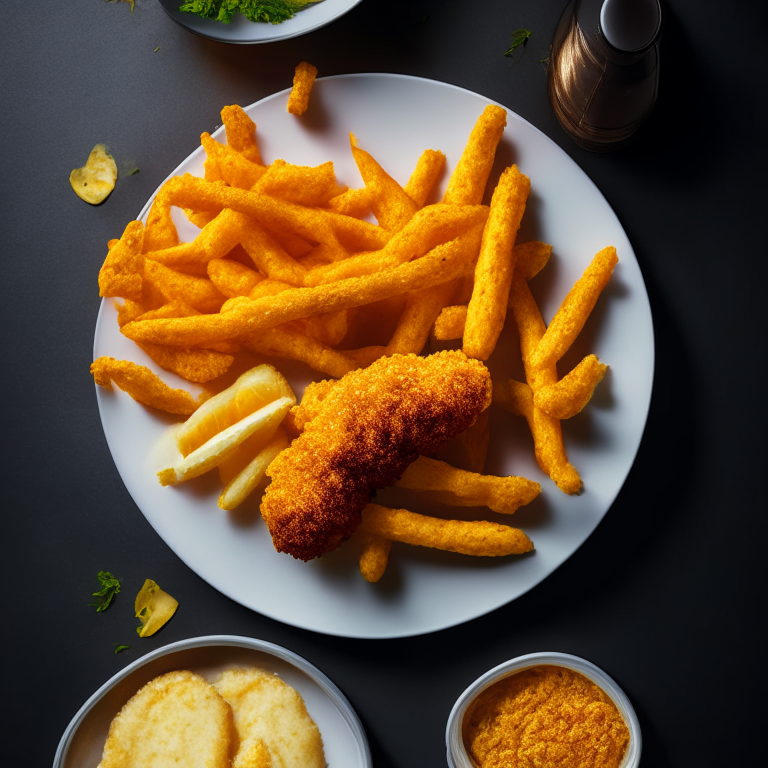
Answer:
[{"left": 2, "top": 0, "right": 764, "bottom": 765}]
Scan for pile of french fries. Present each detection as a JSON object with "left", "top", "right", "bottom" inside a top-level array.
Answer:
[{"left": 91, "top": 95, "right": 617, "bottom": 581}]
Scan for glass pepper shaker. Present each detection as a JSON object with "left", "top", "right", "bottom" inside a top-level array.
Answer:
[{"left": 548, "top": 0, "right": 662, "bottom": 152}]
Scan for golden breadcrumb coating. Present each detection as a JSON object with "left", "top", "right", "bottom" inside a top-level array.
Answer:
[
  {"left": 261, "top": 350, "right": 492, "bottom": 561},
  {"left": 99, "top": 670, "right": 236, "bottom": 768}
]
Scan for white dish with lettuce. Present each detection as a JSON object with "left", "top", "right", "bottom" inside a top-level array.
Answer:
[{"left": 158, "top": 0, "right": 363, "bottom": 44}]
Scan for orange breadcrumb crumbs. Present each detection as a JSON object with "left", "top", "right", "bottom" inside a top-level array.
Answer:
[
  {"left": 464, "top": 665, "right": 629, "bottom": 768},
  {"left": 286, "top": 62, "right": 318, "bottom": 116}
]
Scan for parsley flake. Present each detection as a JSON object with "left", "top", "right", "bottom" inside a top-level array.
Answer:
[
  {"left": 113, "top": 644, "right": 130, "bottom": 654},
  {"left": 89, "top": 571, "right": 121, "bottom": 612},
  {"left": 504, "top": 28, "right": 531, "bottom": 58}
]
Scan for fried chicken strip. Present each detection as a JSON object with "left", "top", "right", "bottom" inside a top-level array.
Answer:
[{"left": 261, "top": 351, "right": 492, "bottom": 561}]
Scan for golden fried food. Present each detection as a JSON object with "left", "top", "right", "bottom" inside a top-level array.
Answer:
[
  {"left": 254, "top": 159, "right": 345, "bottom": 207},
  {"left": 142, "top": 182, "right": 179, "bottom": 252},
  {"left": 509, "top": 274, "right": 582, "bottom": 494},
  {"left": 534, "top": 354, "right": 608, "bottom": 419},
  {"left": 359, "top": 533, "right": 392, "bottom": 583},
  {"left": 70, "top": 144, "right": 117, "bottom": 205},
  {"left": 91, "top": 356, "right": 206, "bottom": 416},
  {"left": 221, "top": 104, "right": 264, "bottom": 165},
  {"left": 207, "top": 258, "right": 264, "bottom": 298},
  {"left": 144, "top": 260, "right": 226, "bottom": 314},
  {"left": 464, "top": 165, "right": 530, "bottom": 360},
  {"left": 261, "top": 351, "right": 492, "bottom": 561},
  {"left": 121, "top": 227, "right": 483, "bottom": 348},
  {"left": 233, "top": 739, "right": 272, "bottom": 768},
  {"left": 99, "top": 670, "right": 236, "bottom": 768},
  {"left": 286, "top": 61, "right": 318, "bottom": 116},
  {"left": 404, "top": 148, "right": 446, "bottom": 208},
  {"left": 134, "top": 578, "right": 178, "bottom": 637},
  {"left": 443, "top": 105, "right": 507, "bottom": 205},
  {"left": 350, "top": 134, "right": 418, "bottom": 230},
  {"left": 327, "top": 187, "right": 371, "bottom": 218},
  {"left": 99, "top": 221, "right": 144, "bottom": 302},
  {"left": 201, "top": 132, "right": 267, "bottom": 189},
  {"left": 213, "top": 667, "right": 325, "bottom": 768},
  {"left": 137, "top": 342, "right": 234, "bottom": 383},
  {"left": 359, "top": 504, "right": 533, "bottom": 556},
  {"left": 396, "top": 456, "right": 540, "bottom": 515},
  {"left": 530, "top": 246, "right": 618, "bottom": 371}
]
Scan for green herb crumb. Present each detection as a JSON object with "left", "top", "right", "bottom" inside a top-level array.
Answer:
[
  {"left": 89, "top": 571, "right": 121, "bottom": 612},
  {"left": 154, "top": 46, "right": 161, "bottom": 52},
  {"left": 128, "top": 168, "right": 140, "bottom": 175},
  {"left": 504, "top": 28, "right": 531, "bottom": 57},
  {"left": 113, "top": 644, "right": 130, "bottom": 654}
]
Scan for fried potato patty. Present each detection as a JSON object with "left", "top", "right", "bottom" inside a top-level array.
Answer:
[
  {"left": 213, "top": 667, "right": 325, "bottom": 768},
  {"left": 99, "top": 670, "right": 236, "bottom": 768},
  {"left": 262, "top": 350, "right": 492, "bottom": 561}
]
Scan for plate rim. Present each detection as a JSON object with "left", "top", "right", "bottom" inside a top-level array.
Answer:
[
  {"left": 157, "top": 0, "right": 366, "bottom": 45},
  {"left": 94, "top": 72, "right": 656, "bottom": 639}
]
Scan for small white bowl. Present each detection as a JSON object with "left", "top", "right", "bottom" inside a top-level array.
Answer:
[
  {"left": 446, "top": 651, "right": 642, "bottom": 768},
  {"left": 53, "top": 635, "right": 371, "bottom": 768}
]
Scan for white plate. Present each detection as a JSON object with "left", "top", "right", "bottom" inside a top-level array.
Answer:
[
  {"left": 93, "top": 74, "right": 654, "bottom": 639},
  {"left": 158, "top": 0, "right": 364, "bottom": 44},
  {"left": 53, "top": 635, "right": 371, "bottom": 768}
]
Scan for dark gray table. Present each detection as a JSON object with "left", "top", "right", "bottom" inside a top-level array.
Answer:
[{"left": 2, "top": 1, "right": 763, "bottom": 765}]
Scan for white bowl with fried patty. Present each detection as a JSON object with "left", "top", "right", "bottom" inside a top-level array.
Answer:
[{"left": 53, "top": 635, "right": 371, "bottom": 768}]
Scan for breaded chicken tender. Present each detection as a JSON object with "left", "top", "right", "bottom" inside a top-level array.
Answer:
[
  {"left": 99, "top": 670, "right": 236, "bottom": 768},
  {"left": 214, "top": 667, "right": 325, "bottom": 768},
  {"left": 261, "top": 350, "right": 492, "bottom": 561}
]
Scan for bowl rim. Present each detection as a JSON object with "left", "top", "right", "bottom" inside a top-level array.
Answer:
[
  {"left": 445, "top": 651, "right": 642, "bottom": 768},
  {"left": 52, "top": 634, "right": 372, "bottom": 768}
]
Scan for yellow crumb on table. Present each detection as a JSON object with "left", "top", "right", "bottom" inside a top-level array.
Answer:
[{"left": 287, "top": 62, "right": 318, "bottom": 116}]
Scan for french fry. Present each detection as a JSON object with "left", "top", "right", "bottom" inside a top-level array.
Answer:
[
  {"left": 304, "top": 204, "right": 488, "bottom": 286},
  {"left": 242, "top": 326, "right": 359, "bottom": 379},
  {"left": 207, "top": 259, "right": 264, "bottom": 298},
  {"left": 238, "top": 215, "right": 308, "bottom": 286},
  {"left": 218, "top": 428, "right": 289, "bottom": 511},
  {"left": 122, "top": 227, "right": 484, "bottom": 348},
  {"left": 253, "top": 159, "right": 345, "bottom": 207},
  {"left": 204, "top": 156, "right": 224, "bottom": 182},
  {"left": 158, "top": 396, "right": 294, "bottom": 486},
  {"left": 144, "top": 241, "right": 204, "bottom": 269},
  {"left": 509, "top": 274, "right": 582, "bottom": 494},
  {"left": 431, "top": 242, "right": 554, "bottom": 340},
  {"left": 533, "top": 354, "right": 608, "bottom": 419},
  {"left": 432, "top": 304, "right": 467, "bottom": 341},
  {"left": 464, "top": 165, "right": 530, "bottom": 361},
  {"left": 99, "top": 221, "right": 144, "bottom": 301},
  {"left": 143, "top": 186, "right": 179, "bottom": 253},
  {"left": 144, "top": 260, "right": 226, "bottom": 314},
  {"left": 359, "top": 504, "right": 533, "bottom": 556},
  {"left": 530, "top": 246, "right": 618, "bottom": 371},
  {"left": 359, "top": 534, "right": 391, "bottom": 583},
  {"left": 396, "top": 456, "right": 540, "bottom": 515},
  {"left": 492, "top": 377, "right": 532, "bottom": 417},
  {"left": 327, "top": 187, "right": 371, "bottom": 219},
  {"left": 115, "top": 298, "right": 147, "bottom": 328},
  {"left": 221, "top": 104, "right": 263, "bottom": 165},
  {"left": 138, "top": 343, "right": 234, "bottom": 384},
  {"left": 286, "top": 61, "right": 318, "bottom": 116},
  {"left": 404, "top": 149, "right": 446, "bottom": 208},
  {"left": 350, "top": 134, "right": 418, "bottom": 231},
  {"left": 91, "top": 357, "right": 206, "bottom": 416},
  {"left": 443, "top": 105, "right": 507, "bottom": 206},
  {"left": 386, "top": 280, "right": 458, "bottom": 355},
  {"left": 176, "top": 365, "right": 295, "bottom": 457},
  {"left": 200, "top": 132, "right": 267, "bottom": 189}
]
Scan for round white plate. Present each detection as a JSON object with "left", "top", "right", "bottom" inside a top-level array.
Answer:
[
  {"left": 93, "top": 74, "right": 654, "bottom": 639},
  {"left": 158, "top": 0, "right": 364, "bottom": 44},
  {"left": 53, "top": 635, "right": 371, "bottom": 768}
]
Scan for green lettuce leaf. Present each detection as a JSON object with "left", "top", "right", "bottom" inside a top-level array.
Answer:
[{"left": 178, "top": 0, "right": 319, "bottom": 24}]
